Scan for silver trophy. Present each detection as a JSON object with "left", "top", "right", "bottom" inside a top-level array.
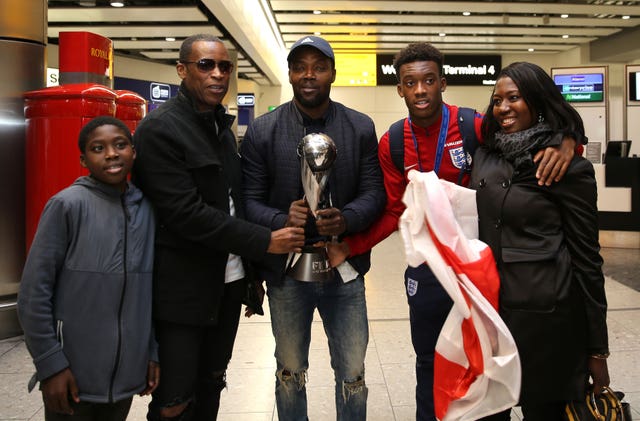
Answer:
[{"left": 286, "top": 133, "right": 337, "bottom": 282}]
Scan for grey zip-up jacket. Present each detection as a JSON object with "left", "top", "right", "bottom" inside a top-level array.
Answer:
[{"left": 18, "top": 176, "right": 156, "bottom": 403}]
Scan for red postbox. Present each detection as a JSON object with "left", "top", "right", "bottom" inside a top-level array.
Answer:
[
  {"left": 59, "top": 31, "right": 114, "bottom": 87},
  {"left": 115, "top": 90, "right": 146, "bottom": 133},
  {"left": 23, "top": 83, "right": 117, "bottom": 252}
]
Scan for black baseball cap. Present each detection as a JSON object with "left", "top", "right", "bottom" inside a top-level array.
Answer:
[{"left": 287, "top": 36, "right": 335, "bottom": 63}]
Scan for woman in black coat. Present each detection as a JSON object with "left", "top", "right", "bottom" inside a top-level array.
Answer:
[{"left": 469, "top": 62, "right": 610, "bottom": 421}]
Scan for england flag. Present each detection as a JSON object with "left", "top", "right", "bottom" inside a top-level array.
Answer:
[{"left": 399, "top": 170, "right": 521, "bottom": 421}]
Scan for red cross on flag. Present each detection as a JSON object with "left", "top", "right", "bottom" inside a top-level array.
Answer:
[{"left": 399, "top": 170, "right": 521, "bottom": 421}]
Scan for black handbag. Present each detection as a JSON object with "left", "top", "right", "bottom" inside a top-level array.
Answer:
[{"left": 564, "top": 386, "right": 632, "bottom": 421}]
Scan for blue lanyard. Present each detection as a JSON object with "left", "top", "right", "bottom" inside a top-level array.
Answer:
[{"left": 408, "top": 104, "right": 450, "bottom": 174}]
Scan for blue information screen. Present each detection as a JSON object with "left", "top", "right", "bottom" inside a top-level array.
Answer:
[{"left": 554, "top": 73, "right": 604, "bottom": 102}]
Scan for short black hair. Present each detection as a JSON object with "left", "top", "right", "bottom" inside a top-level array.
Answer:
[
  {"left": 179, "top": 34, "right": 223, "bottom": 62},
  {"left": 481, "top": 61, "right": 586, "bottom": 143},
  {"left": 393, "top": 43, "right": 444, "bottom": 80},
  {"left": 78, "top": 116, "right": 132, "bottom": 153}
]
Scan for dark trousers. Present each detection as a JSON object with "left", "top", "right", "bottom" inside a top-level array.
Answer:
[
  {"left": 404, "top": 264, "right": 453, "bottom": 421},
  {"left": 147, "top": 280, "right": 244, "bottom": 421},
  {"left": 44, "top": 397, "right": 132, "bottom": 421}
]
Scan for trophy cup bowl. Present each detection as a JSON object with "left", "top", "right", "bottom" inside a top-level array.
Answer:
[
  {"left": 297, "top": 133, "right": 337, "bottom": 172},
  {"left": 287, "top": 133, "right": 337, "bottom": 282}
]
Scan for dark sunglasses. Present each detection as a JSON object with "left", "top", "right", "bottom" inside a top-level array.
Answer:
[{"left": 180, "top": 58, "right": 233, "bottom": 74}]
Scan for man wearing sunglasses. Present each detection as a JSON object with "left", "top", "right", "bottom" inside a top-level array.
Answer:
[
  {"left": 241, "top": 36, "right": 385, "bottom": 420},
  {"left": 132, "top": 34, "right": 305, "bottom": 421}
]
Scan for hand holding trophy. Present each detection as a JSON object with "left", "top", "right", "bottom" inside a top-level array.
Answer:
[{"left": 286, "top": 132, "right": 337, "bottom": 282}]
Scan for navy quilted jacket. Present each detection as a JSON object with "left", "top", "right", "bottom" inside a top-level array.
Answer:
[{"left": 241, "top": 100, "right": 385, "bottom": 283}]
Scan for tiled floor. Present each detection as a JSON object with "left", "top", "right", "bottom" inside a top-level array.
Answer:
[{"left": 1, "top": 232, "right": 638, "bottom": 420}]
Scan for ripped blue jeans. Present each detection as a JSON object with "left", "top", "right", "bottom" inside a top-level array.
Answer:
[{"left": 267, "top": 275, "right": 369, "bottom": 421}]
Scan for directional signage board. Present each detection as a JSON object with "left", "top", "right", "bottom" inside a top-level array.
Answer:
[
  {"left": 150, "top": 83, "right": 171, "bottom": 102},
  {"left": 237, "top": 94, "right": 255, "bottom": 106},
  {"left": 376, "top": 54, "right": 501, "bottom": 86},
  {"left": 442, "top": 55, "right": 501, "bottom": 86},
  {"left": 376, "top": 55, "right": 398, "bottom": 86}
]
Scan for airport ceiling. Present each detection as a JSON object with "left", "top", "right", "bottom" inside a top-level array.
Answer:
[{"left": 47, "top": 0, "right": 640, "bottom": 86}]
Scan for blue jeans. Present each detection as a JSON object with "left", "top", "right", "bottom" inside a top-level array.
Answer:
[
  {"left": 267, "top": 275, "right": 369, "bottom": 421},
  {"left": 405, "top": 264, "right": 453, "bottom": 421}
]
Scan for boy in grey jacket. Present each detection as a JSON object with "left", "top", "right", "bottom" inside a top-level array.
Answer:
[{"left": 18, "top": 116, "right": 159, "bottom": 420}]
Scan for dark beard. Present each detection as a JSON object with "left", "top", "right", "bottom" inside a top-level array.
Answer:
[{"left": 294, "top": 91, "right": 329, "bottom": 110}]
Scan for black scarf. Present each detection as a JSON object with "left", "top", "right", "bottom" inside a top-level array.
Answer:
[{"left": 492, "top": 122, "right": 561, "bottom": 169}]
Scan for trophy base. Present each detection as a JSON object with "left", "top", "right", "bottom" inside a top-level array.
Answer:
[{"left": 286, "top": 246, "right": 334, "bottom": 282}]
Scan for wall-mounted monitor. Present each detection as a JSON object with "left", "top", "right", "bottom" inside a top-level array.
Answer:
[
  {"left": 629, "top": 71, "right": 640, "bottom": 102},
  {"left": 553, "top": 73, "right": 604, "bottom": 103}
]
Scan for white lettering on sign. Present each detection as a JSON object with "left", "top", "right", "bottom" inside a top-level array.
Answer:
[
  {"left": 380, "top": 64, "right": 396, "bottom": 75},
  {"left": 150, "top": 83, "right": 171, "bottom": 102},
  {"left": 443, "top": 64, "right": 496, "bottom": 76}
]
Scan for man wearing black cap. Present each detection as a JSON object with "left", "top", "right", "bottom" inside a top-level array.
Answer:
[{"left": 241, "top": 36, "right": 385, "bottom": 420}]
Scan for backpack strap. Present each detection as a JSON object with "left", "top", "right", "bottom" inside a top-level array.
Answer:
[
  {"left": 388, "top": 118, "right": 406, "bottom": 175},
  {"left": 456, "top": 107, "right": 479, "bottom": 185},
  {"left": 389, "top": 111, "right": 478, "bottom": 184}
]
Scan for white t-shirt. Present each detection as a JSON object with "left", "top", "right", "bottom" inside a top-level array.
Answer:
[{"left": 225, "top": 192, "right": 245, "bottom": 283}]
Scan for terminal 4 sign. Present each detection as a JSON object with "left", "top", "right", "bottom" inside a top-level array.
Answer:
[{"left": 377, "top": 54, "right": 501, "bottom": 86}]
